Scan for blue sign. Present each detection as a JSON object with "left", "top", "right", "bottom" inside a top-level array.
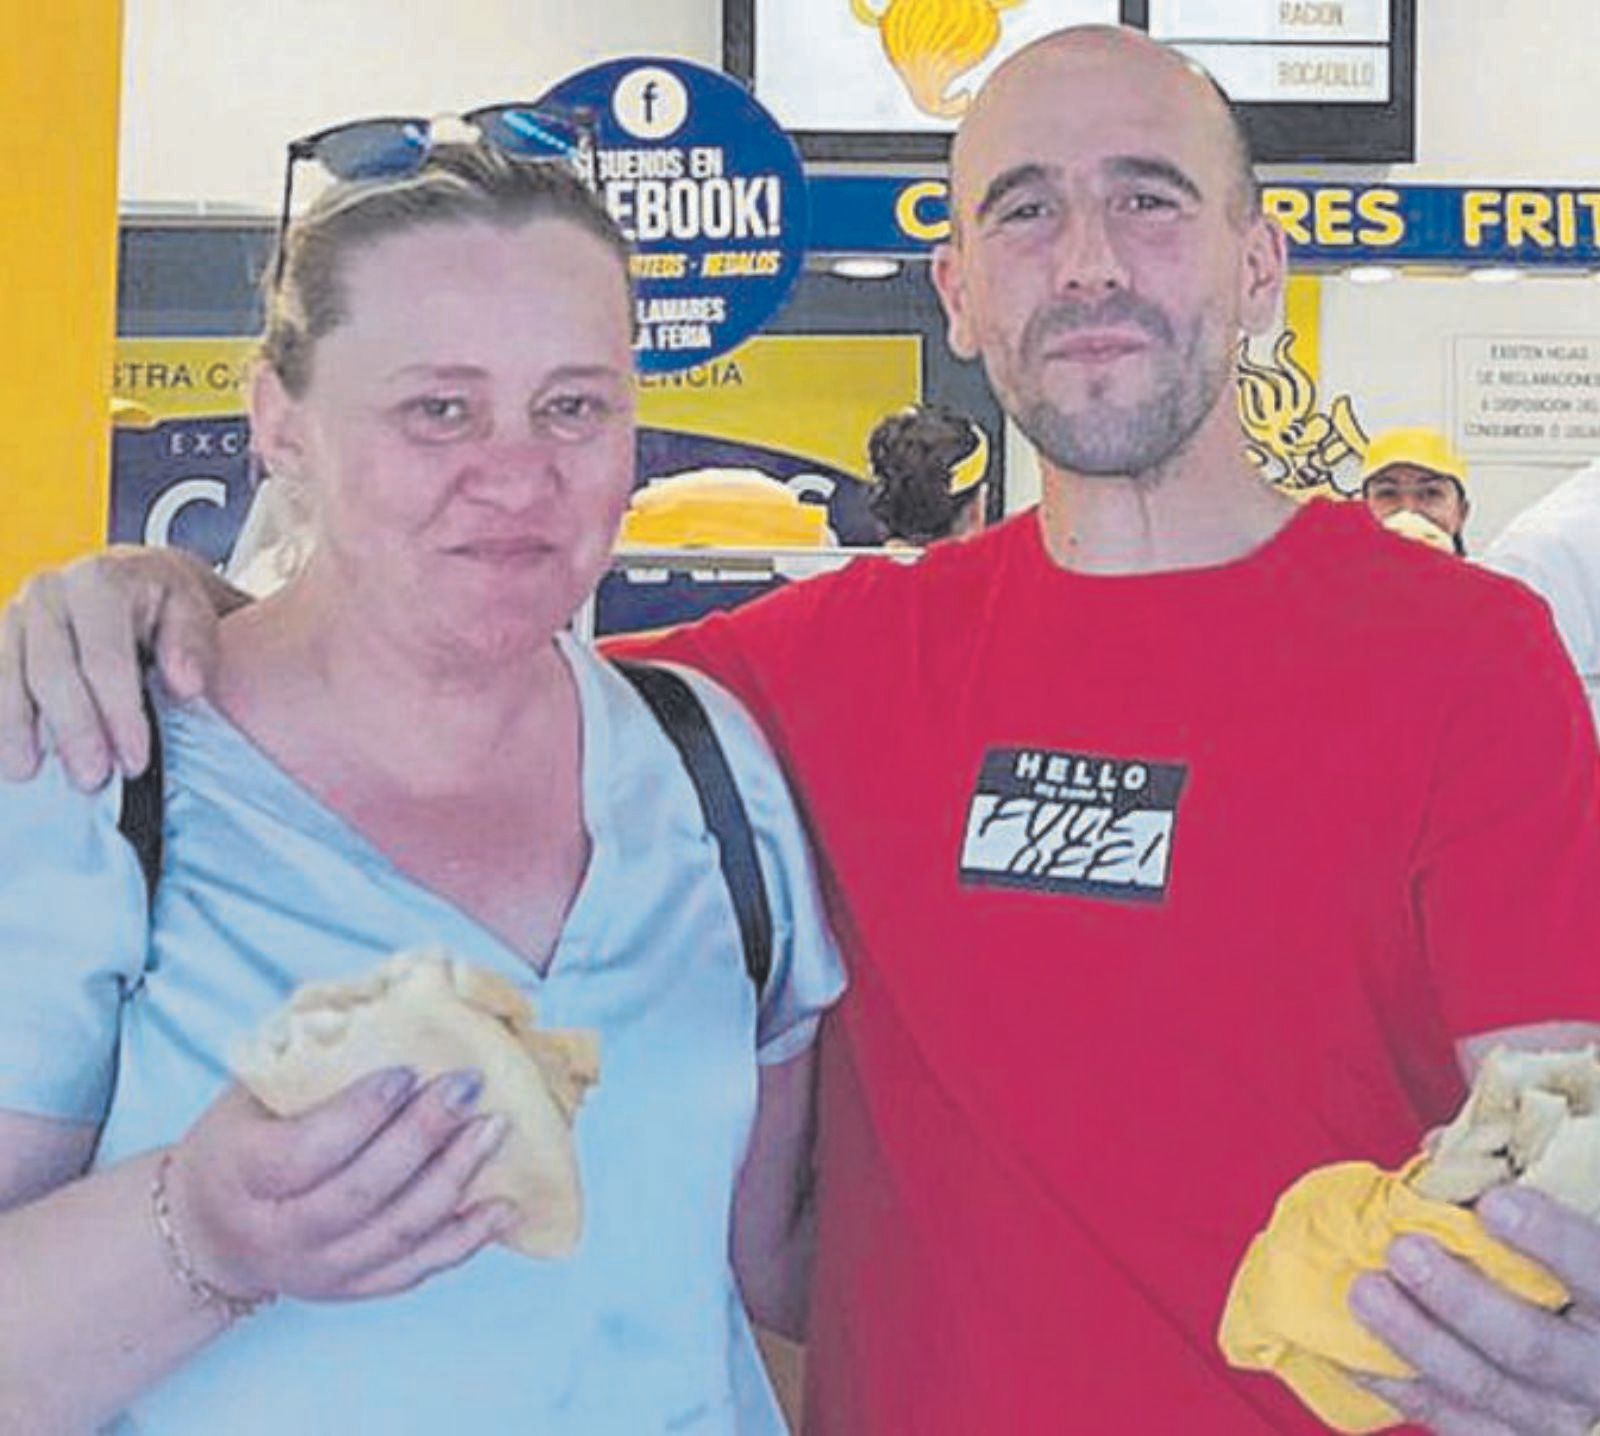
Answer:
[
  {"left": 109, "top": 417, "right": 254, "bottom": 561},
  {"left": 807, "top": 176, "right": 949, "bottom": 255},
  {"left": 541, "top": 58, "right": 809, "bottom": 373},
  {"left": 804, "top": 176, "right": 1600, "bottom": 269},
  {"left": 1259, "top": 184, "right": 1600, "bottom": 268}
]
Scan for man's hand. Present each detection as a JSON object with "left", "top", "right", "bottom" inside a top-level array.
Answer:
[
  {"left": 1350, "top": 1186, "right": 1600, "bottom": 1434},
  {"left": 169, "top": 1068, "right": 517, "bottom": 1304},
  {"left": 0, "top": 546, "right": 232, "bottom": 789}
]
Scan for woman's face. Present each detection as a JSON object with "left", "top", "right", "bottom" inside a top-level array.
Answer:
[{"left": 257, "top": 215, "right": 636, "bottom": 665}]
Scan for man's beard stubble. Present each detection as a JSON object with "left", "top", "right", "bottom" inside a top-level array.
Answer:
[{"left": 997, "top": 290, "right": 1233, "bottom": 479}]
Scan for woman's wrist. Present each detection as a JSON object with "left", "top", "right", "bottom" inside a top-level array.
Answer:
[{"left": 149, "top": 1149, "right": 276, "bottom": 1323}]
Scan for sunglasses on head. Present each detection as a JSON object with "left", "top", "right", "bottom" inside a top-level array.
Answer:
[{"left": 272, "top": 102, "right": 598, "bottom": 286}]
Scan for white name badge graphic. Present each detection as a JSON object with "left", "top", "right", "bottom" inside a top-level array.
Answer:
[{"left": 959, "top": 747, "right": 1189, "bottom": 904}]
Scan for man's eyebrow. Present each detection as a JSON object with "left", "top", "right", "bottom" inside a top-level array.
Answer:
[
  {"left": 973, "top": 163, "right": 1053, "bottom": 223},
  {"left": 1105, "top": 155, "right": 1203, "bottom": 203}
]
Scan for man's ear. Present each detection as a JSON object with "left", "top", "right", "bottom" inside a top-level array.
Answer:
[
  {"left": 1238, "top": 214, "right": 1289, "bottom": 336},
  {"left": 248, "top": 361, "right": 311, "bottom": 483},
  {"left": 931, "top": 240, "right": 981, "bottom": 361}
]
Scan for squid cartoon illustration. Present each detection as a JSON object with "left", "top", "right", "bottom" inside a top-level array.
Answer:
[
  {"left": 1235, "top": 332, "right": 1369, "bottom": 496},
  {"left": 851, "top": 0, "right": 1024, "bottom": 119}
]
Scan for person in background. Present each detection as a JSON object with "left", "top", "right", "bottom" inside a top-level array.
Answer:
[
  {"left": 1484, "top": 461, "right": 1600, "bottom": 730},
  {"left": 1360, "top": 426, "right": 1472, "bottom": 554},
  {"left": 865, "top": 404, "right": 989, "bottom": 546},
  {"left": 0, "top": 142, "right": 839, "bottom": 1434},
  {"left": 4, "top": 27, "right": 1600, "bottom": 1436}
]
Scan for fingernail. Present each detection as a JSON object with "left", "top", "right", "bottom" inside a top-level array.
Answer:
[
  {"left": 491, "top": 1201, "right": 521, "bottom": 1236},
  {"left": 373, "top": 1066, "right": 417, "bottom": 1105},
  {"left": 1480, "top": 1186, "right": 1531, "bottom": 1235},
  {"left": 1387, "top": 1235, "right": 1433, "bottom": 1281},
  {"left": 1355, "top": 1373, "right": 1411, "bottom": 1407},
  {"left": 64, "top": 749, "right": 110, "bottom": 791},
  {"left": 472, "top": 1113, "right": 508, "bottom": 1153},
  {"left": 1347, "top": 1272, "right": 1392, "bottom": 1318},
  {"left": 439, "top": 1069, "right": 484, "bottom": 1114}
]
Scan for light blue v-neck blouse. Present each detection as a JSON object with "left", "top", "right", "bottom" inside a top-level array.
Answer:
[{"left": 0, "top": 633, "right": 843, "bottom": 1435}]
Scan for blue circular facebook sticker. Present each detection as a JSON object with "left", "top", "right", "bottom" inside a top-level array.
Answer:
[{"left": 540, "top": 58, "right": 808, "bottom": 374}]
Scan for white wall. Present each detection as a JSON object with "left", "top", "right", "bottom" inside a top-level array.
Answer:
[
  {"left": 1317, "top": 273, "right": 1600, "bottom": 550},
  {"left": 1407, "top": 0, "right": 1600, "bottom": 186},
  {"left": 121, "top": 2, "right": 1600, "bottom": 205},
  {"left": 120, "top": 0, "right": 718, "bottom": 210}
]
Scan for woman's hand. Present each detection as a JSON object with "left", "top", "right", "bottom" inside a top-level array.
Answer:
[
  {"left": 0, "top": 545, "right": 231, "bottom": 789},
  {"left": 166, "top": 1066, "right": 517, "bottom": 1304}
]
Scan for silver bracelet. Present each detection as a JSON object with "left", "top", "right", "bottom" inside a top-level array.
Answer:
[{"left": 150, "top": 1149, "right": 275, "bottom": 1323}]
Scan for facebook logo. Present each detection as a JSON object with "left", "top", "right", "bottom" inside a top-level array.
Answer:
[{"left": 613, "top": 66, "right": 688, "bottom": 141}]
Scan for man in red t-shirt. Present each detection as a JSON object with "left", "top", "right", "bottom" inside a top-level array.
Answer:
[
  {"left": 616, "top": 32, "right": 1600, "bottom": 1433},
  {"left": 4, "top": 26, "right": 1600, "bottom": 1436}
]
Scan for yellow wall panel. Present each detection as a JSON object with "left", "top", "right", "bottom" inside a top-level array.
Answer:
[
  {"left": 636, "top": 334, "right": 922, "bottom": 481},
  {"left": 0, "top": 4, "right": 124, "bottom": 600}
]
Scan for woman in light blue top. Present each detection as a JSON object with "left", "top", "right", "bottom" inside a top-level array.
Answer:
[{"left": 0, "top": 136, "right": 841, "bottom": 1434}]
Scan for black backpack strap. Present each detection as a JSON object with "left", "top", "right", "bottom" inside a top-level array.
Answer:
[
  {"left": 116, "top": 685, "right": 164, "bottom": 905},
  {"left": 615, "top": 660, "right": 773, "bottom": 996}
]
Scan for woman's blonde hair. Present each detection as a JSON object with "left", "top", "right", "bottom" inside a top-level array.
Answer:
[{"left": 261, "top": 142, "right": 630, "bottom": 396}]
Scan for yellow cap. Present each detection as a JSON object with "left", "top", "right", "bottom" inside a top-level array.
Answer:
[
  {"left": 948, "top": 426, "right": 989, "bottom": 496},
  {"left": 1360, "top": 427, "right": 1468, "bottom": 489}
]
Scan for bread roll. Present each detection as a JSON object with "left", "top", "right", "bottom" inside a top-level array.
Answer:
[
  {"left": 1411, "top": 1045, "right": 1600, "bottom": 1216},
  {"left": 233, "top": 949, "right": 599, "bottom": 1258}
]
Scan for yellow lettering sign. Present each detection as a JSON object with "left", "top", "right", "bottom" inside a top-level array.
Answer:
[
  {"left": 1313, "top": 188, "right": 1355, "bottom": 245},
  {"left": 1462, "top": 190, "right": 1504, "bottom": 247},
  {"left": 1461, "top": 189, "right": 1600, "bottom": 251},
  {"left": 1505, "top": 191, "right": 1555, "bottom": 247},
  {"left": 1261, "top": 187, "right": 1313, "bottom": 244},
  {"left": 1354, "top": 189, "right": 1405, "bottom": 246},
  {"left": 896, "top": 180, "right": 951, "bottom": 243},
  {"left": 630, "top": 253, "right": 688, "bottom": 280},
  {"left": 1262, "top": 187, "right": 1401, "bottom": 249},
  {"left": 1558, "top": 192, "right": 1578, "bottom": 248}
]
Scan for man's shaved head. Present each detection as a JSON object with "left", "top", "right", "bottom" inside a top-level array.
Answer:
[
  {"left": 951, "top": 27, "right": 1259, "bottom": 236},
  {"left": 930, "top": 23, "right": 1285, "bottom": 480}
]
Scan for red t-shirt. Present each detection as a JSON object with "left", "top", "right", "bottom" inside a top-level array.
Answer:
[{"left": 616, "top": 501, "right": 1600, "bottom": 1434}]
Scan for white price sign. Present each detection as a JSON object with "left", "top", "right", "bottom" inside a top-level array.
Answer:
[
  {"left": 1151, "top": 0, "right": 1390, "bottom": 43},
  {"left": 1174, "top": 42, "right": 1389, "bottom": 102},
  {"left": 1454, "top": 336, "right": 1600, "bottom": 461}
]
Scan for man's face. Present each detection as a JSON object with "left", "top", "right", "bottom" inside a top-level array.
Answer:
[
  {"left": 1363, "top": 464, "right": 1469, "bottom": 539},
  {"left": 932, "top": 33, "right": 1283, "bottom": 476}
]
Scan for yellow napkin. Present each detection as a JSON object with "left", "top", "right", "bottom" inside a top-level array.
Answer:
[
  {"left": 1218, "top": 1159, "right": 1568, "bottom": 1432},
  {"left": 1381, "top": 508, "right": 1457, "bottom": 553}
]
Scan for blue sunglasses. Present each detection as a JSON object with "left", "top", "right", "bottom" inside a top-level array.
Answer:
[{"left": 272, "top": 102, "right": 597, "bottom": 286}]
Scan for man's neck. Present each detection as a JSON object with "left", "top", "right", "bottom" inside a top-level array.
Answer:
[{"left": 1036, "top": 406, "right": 1297, "bottom": 575}]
